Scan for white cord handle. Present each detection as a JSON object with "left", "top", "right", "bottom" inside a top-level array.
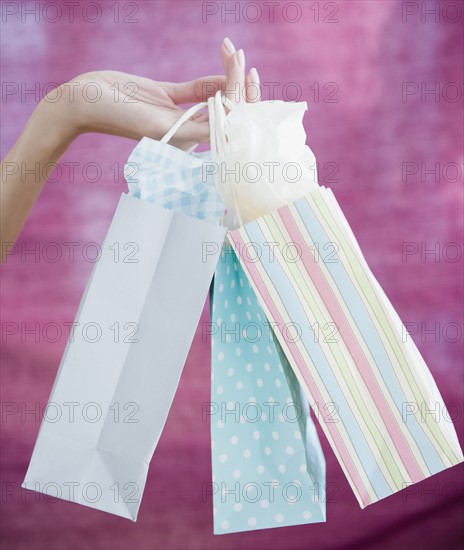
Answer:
[
  {"left": 160, "top": 92, "right": 242, "bottom": 227},
  {"left": 160, "top": 101, "right": 209, "bottom": 145},
  {"left": 161, "top": 93, "right": 235, "bottom": 145},
  {"left": 208, "top": 91, "right": 244, "bottom": 227}
]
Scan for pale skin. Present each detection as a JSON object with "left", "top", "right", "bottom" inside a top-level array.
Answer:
[{"left": 0, "top": 38, "right": 261, "bottom": 261}]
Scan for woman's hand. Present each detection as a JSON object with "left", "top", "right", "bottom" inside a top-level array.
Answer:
[
  {"left": 1, "top": 38, "right": 260, "bottom": 259},
  {"left": 64, "top": 37, "right": 260, "bottom": 147},
  {"left": 62, "top": 71, "right": 227, "bottom": 149}
]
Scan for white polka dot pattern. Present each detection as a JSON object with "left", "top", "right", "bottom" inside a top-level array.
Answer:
[{"left": 210, "top": 246, "right": 326, "bottom": 534}]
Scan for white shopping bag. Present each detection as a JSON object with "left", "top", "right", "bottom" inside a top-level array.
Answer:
[{"left": 23, "top": 103, "right": 227, "bottom": 520}]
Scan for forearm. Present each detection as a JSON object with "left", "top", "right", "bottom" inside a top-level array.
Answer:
[{"left": 1, "top": 95, "right": 77, "bottom": 260}]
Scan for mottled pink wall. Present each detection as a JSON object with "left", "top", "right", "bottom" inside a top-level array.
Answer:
[{"left": 1, "top": 1, "right": 463, "bottom": 549}]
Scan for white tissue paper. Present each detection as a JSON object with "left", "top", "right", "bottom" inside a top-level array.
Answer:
[{"left": 215, "top": 100, "right": 318, "bottom": 224}]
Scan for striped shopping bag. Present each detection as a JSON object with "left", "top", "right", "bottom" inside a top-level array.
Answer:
[{"left": 228, "top": 186, "right": 463, "bottom": 508}]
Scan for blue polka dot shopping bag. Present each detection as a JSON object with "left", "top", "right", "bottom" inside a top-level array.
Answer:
[{"left": 209, "top": 245, "right": 326, "bottom": 533}]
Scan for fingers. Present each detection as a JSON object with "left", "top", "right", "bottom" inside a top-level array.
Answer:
[
  {"left": 220, "top": 36, "right": 235, "bottom": 68},
  {"left": 166, "top": 37, "right": 260, "bottom": 110},
  {"left": 246, "top": 67, "right": 261, "bottom": 103},
  {"left": 190, "top": 112, "right": 209, "bottom": 124},
  {"left": 221, "top": 37, "right": 246, "bottom": 105},
  {"left": 171, "top": 119, "right": 210, "bottom": 148},
  {"left": 164, "top": 37, "right": 262, "bottom": 149},
  {"left": 167, "top": 75, "right": 226, "bottom": 105}
]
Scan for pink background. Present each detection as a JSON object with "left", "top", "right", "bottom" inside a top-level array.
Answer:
[{"left": 1, "top": 1, "right": 463, "bottom": 549}]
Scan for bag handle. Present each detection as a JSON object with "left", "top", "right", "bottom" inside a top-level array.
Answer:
[
  {"left": 160, "top": 94, "right": 235, "bottom": 146},
  {"left": 160, "top": 101, "right": 209, "bottom": 145},
  {"left": 160, "top": 92, "right": 242, "bottom": 226},
  {"left": 209, "top": 90, "right": 244, "bottom": 227}
]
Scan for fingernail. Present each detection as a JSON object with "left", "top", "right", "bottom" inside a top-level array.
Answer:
[
  {"left": 223, "top": 37, "right": 236, "bottom": 54},
  {"left": 237, "top": 49, "right": 245, "bottom": 67},
  {"left": 250, "top": 67, "right": 260, "bottom": 85}
]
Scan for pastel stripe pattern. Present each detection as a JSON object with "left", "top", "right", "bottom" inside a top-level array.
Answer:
[{"left": 228, "top": 186, "right": 463, "bottom": 508}]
